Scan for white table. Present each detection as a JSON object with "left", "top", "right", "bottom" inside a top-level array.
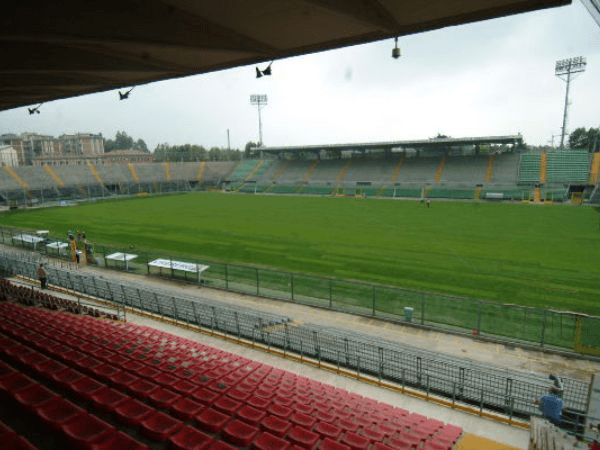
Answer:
[
  {"left": 46, "top": 242, "right": 69, "bottom": 256},
  {"left": 106, "top": 252, "right": 138, "bottom": 270},
  {"left": 12, "top": 234, "right": 45, "bottom": 250},
  {"left": 148, "top": 258, "right": 210, "bottom": 282}
]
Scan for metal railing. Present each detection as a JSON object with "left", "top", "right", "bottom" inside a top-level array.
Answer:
[
  {"left": 2, "top": 226, "right": 595, "bottom": 355},
  {"left": 0, "top": 249, "right": 591, "bottom": 428}
]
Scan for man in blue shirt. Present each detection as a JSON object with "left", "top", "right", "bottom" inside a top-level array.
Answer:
[{"left": 536, "top": 386, "right": 563, "bottom": 426}]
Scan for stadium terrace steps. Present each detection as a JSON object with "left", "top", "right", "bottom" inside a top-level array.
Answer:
[
  {"left": 0, "top": 301, "right": 466, "bottom": 450},
  {"left": 196, "top": 161, "right": 207, "bottom": 183},
  {"left": 165, "top": 161, "right": 172, "bottom": 181},
  {"left": 539, "top": 152, "right": 547, "bottom": 184},
  {"left": 434, "top": 156, "right": 447, "bottom": 184},
  {"left": 3, "top": 165, "right": 29, "bottom": 190},
  {"left": 490, "top": 153, "right": 520, "bottom": 185},
  {"left": 484, "top": 154, "right": 496, "bottom": 183},
  {"left": 437, "top": 155, "right": 488, "bottom": 185},
  {"left": 545, "top": 151, "right": 591, "bottom": 184},
  {"left": 127, "top": 162, "right": 140, "bottom": 183},
  {"left": 590, "top": 153, "right": 600, "bottom": 184},
  {"left": 335, "top": 160, "right": 353, "bottom": 184},
  {"left": 10, "top": 166, "right": 54, "bottom": 191},
  {"left": 518, "top": 153, "right": 541, "bottom": 184},
  {"left": 86, "top": 161, "right": 104, "bottom": 184},
  {"left": 303, "top": 160, "right": 320, "bottom": 182},
  {"left": 42, "top": 165, "right": 65, "bottom": 188},
  {"left": 390, "top": 157, "right": 405, "bottom": 184}
]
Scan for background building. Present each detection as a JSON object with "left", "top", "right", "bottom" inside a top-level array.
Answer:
[{"left": 0, "top": 145, "right": 18, "bottom": 167}]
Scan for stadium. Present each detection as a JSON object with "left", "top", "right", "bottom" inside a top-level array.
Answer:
[{"left": 2, "top": 1, "right": 600, "bottom": 450}]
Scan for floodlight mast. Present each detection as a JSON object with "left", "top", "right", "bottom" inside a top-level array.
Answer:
[
  {"left": 555, "top": 57, "right": 586, "bottom": 149},
  {"left": 250, "top": 94, "right": 268, "bottom": 146}
]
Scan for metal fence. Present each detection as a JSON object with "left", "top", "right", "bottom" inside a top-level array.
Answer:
[
  {"left": 0, "top": 249, "right": 592, "bottom": 427},
  {"left": 2, "top": 226, "right": 594, "bottom": 355}
]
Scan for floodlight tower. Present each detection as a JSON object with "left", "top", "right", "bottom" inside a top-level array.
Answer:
[
  {"left": 555, "top": 57, "right": 586, "bottom": 149},
  {"left": 250, "top": 94, "right": 268, "bottom": 146}
]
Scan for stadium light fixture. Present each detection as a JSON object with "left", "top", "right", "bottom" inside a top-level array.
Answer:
[
  {"left": 118, "top": 87, "right": 135, "bottom": 100},
  {"left": 250, "top": 94, "right": 268, "bottom": 146},
  {"left": 555, "top": 56, "right": 586, "bottom": 149},
  {"left": 392, "top": 37, "right": 401, "bottom": 59},
  {"left": 27, "top": 103, "right": 43, "bottom": 115},
  {"left": 255, "top": 62, "right": 272, "bottom": 78}
]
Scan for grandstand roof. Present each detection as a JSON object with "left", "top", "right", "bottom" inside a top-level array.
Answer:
[
  {"left": 1, "top": 0, "right": 569, "bottom": 112},
  {"left": 253, "top": 135, "right": 524, "bottom": 155}
]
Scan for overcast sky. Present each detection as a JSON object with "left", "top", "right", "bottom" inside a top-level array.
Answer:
[{"left": 1, "top": 0, "right": 599, "bottom": 151}]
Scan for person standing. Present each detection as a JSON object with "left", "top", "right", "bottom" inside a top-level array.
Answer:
[
  {"left": 69, "top": 235, "right": 78, "bottom": 263},
  {"left": 37, "top": 263, "right": 48, "bottom": 289},
  {"left": 535, "top": 386, "right": 563, "bottom": 427}
]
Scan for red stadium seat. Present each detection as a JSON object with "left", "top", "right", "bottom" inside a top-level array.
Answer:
[
  {"left": 210, "top": 441, "right": 237, "bottom": 450},
  {"left": 169, "top": 425, "right": 214, "bottom": 450},
  {"left": 195, "top": 407, "right": 231, "bottom": 434},
  {"left": 114, "top": 398, "right": 155, "bottom": 427},
  {"left": 37, "top": 397, "right": 85, "bottom": 431},
  {"left": 236, "top": 405, "right": 267, "bottom": 426},
  {"left": 320, "top": 438, "right": 351, "bottom": 450},
  {"left": 108, "top": 370, "right": 139, "bottom": 391},
  {"left": 291, "top": 412, "right": 317, "bottom": 429},
  {"left": 61, "top": 412, "right": 116, "bottom": 448},
  {"left": 372, "top": 443, "right": 397, "bottom": 450},
  {"left": 252, "top": 431, "right": 290, "bottom": 450},
  {"left": 91, "top": 363, "right": 120, "bottom": 383},
  {"left": 13, "top": 382, "right": 58, "bottom": 413},
  {"left": 341, "top": 431, "right": 370, "bottom": 450},
  {"left": 223, "top": 419, "right": 260, "bottom": 447},
  {"left": 71, "top": 376, "right": 105, "bottom": 401},
  {"left": 140, "top": 411, "right": 184, "bottom": 441},
  {"left": 50, "top": 367, "right": 84, "bottom": 390},
  {"left": 214, "top": 396, "right": 243, "bottom": 415},
  {"left": 4, "top": 435, "right": 37, "bottom": 450},
  {"left": 89, "top": 431, "right": 150, "bottom": 450},
  {"left": 0, "top": 372, "right": 35, "bottom": 397},
  {"left": 170, "top": 397, "right": 204, "bottom": 421},
  {"left": 90, "top": 386, "right": 130, "bottom": 413},
  {"left": 268, "top": 403, "right": 292, "bottom": 419},
  {"left": 260, "top": 415, "right": 292, "bottom": 438},
  {"left": 287, "top": 425, "right": 320, "bottom": 449},
  {"left": 128, "top": 378, "right": 159, "bottom": 400},
  {"left": 247, "top": 395, "right": 271, "bottom": 410},
  {"left": 314, "top": 422, "right": 342, "bottom": 441},
  {"left": 149, "top": 387, "right": 181, "bottom": 409}
]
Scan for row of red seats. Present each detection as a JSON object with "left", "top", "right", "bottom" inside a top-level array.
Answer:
[
  {"left": 0, "top": 279, "right": 119, "bottom": 321},
  {"left": 0, "top": 302, "right": 463, "bottom": 449},
  {"left": 0, "top": 417, "right": 36, "bottom": 450}
]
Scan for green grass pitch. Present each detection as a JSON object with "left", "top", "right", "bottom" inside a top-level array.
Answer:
[{"left": 2, "top": 192, "right": 600, "bottom": 315}]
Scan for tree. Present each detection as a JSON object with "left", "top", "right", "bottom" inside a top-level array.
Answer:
[
  {"left": 104, "top": 131, "right": 140, "bottom": 152},
  {"left": 569, "top": 127, "right": 599, "bottom": 152},
  {"left": 569, "top": 127, "right": 588, "bottom": 150},
  {"left": 245, "top": 141, "right": 258, "bottom": 158},
  {"left": 134, "top": 138, "right": 148, "bottom": 152}
]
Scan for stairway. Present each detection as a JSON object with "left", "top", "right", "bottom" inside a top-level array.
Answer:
[
  {"left": 196, "top": 161, "right": 206, "bottom": 183},
  {"left": 86, "top": 161, "right": 103, "bottom": 184},
  {"left": 335, "top": 160, "right": 352, "bottom": 184},
  {"left": 484, "top": 154, "right": 496, "bottom": 183},
  {"left": 434, "top": 156, "right": 447, "bottom": 184},
  {"left": 127, "top": 163, "right": 140, "bottom": 183},
  {"left": 3, "top": 166, "right": 29, "bottom": 190},
  {"left": 165, "top": 161, "right": 172, "bottom": 181},
  {"left": 590, "top": 152, "right": 600, "bottom": 184},
  {"left": 539, "top": 152, "right": 547, "bottom": 184},
  {"left": 42, "top": 165, "right": 65, "bottom": 188},
  {"left": 303, "top": 160, "right": 319, "bottom": 182}
]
